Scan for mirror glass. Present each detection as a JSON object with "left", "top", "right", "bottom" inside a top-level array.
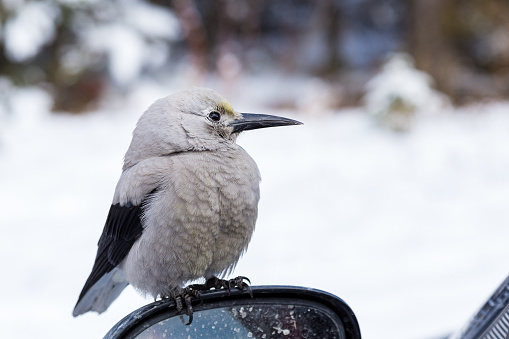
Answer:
[{"left": 134, "top": 302, "right": 346, "bottom": 338}]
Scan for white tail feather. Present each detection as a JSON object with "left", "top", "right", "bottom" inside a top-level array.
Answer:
[{"left": 73, "top": 268, "right": 128, "bottom": 317}]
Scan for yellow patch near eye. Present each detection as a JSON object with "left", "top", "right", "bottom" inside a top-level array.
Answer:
[{"left": 217, "top": 100, "right": 235, "bottom": 116}]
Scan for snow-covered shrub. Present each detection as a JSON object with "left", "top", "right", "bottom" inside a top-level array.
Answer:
[
  {"left": 3, "top": 1, "right": 60, "bottom": 63},
  {"left": 76, "top": 0, "right": 180, "bottom": 87},
  {"left": 363, "top": 53, "right": 448, "bottom": 132}
]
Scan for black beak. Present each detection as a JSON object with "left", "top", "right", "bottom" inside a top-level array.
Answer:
[{"left": 230, "top": 113, "right": 302, "bottom": 133}]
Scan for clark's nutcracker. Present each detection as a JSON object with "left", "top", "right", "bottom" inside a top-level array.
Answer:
[{"left": 73, "top": 87, "right": 301, "bottom": 317}]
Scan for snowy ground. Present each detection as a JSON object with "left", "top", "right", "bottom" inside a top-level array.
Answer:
[{"left": 1, "top": 78, "right": 509, "bottom": 339}]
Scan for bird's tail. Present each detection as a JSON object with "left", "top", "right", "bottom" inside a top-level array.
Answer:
[{"left": 72, "top": 267, "right": 128, "bottom": 317}]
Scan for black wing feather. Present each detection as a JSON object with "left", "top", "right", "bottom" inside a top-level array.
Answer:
[{"left": 76, "top": 201, "right": 146, "bottom": 304}]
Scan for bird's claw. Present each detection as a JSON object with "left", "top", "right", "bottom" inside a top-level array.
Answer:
[
  {"left": 173, "top": 276, "right": 252, "bottom": 326},
  {"left": 229, "top": 276, "right": 253, "bottom": 297},
  {"left": 174, "top": 287, "right": 201, "bottom": 325}
]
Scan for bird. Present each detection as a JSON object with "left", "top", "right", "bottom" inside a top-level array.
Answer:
[{"left": 73, "top": 87, "right": 301, "bottom": 318}]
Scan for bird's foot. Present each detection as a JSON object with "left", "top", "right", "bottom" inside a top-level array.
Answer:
[
  {"left": 173, "top": 287, "right": 201, "bottom": 326},
  {"left": 170, "top": 276, "right": 252, "bottom": 325},
  {"left": 189, "top": 276, "right": 253, "bottom": 297}
]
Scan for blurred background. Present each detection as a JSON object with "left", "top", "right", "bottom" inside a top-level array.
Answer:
[
  {"left": 1, "top": 0, "right": 509, "bottom": 338},
  {"left": 2, "top": 0, "right": 509, "bottom": 112}
]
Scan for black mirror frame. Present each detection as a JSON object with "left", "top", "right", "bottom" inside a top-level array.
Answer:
[{"left": 104, "top": 285, "right": 361, "bottom": 339}]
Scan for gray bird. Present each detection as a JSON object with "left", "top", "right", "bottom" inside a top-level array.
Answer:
[{"left": 73, "top": 87, "right": 301, "bottom": 317}]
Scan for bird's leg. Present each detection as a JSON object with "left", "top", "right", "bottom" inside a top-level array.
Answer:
[
  {"left": 175, "top": 294, "right": 193, "bottom": 325},
  {"left": 172, "top": 287, "right": 201, "bottom": 326}
]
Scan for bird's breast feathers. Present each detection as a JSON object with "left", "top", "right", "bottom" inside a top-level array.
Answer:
[{"left": 120, "top": 148, "right": 261, "bottom": 295}]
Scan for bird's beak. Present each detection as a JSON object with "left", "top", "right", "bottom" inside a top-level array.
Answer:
[{"left": 230, "top": 113, "right": 302, "bottom": 133}]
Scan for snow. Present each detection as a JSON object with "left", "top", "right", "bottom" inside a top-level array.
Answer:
[
  {"left": 123, "top": 0, "right": 180, "bottom": 40},
  {"left": 87, "top": 25, "right": 146, "bottom": 86},
  {"left": 3, "top": 1, "right": 60, "bottom": 62},
  {"left": 1, "top": 78, "right": 509, "bottom": 339}
]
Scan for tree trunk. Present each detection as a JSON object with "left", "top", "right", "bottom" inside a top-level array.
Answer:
[{"left": 407, "top": 0, "right": 459, "bottom": 100}]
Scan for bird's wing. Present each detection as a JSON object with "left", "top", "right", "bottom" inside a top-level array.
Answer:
[
  {"left": 78, "top": 203, "right": 143, "bottom": 299},
  {"left": 74, "top": 157, "right": 173, "bottom": 316},
  {"left": 73, "top": 190, "right": 156, "bottom": 315}
]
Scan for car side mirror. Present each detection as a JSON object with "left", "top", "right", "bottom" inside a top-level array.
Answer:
[{"left": 104, "top": 285, "right": 361, "bottom": 339}]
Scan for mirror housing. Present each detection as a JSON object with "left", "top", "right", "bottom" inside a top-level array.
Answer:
[{"left": 104, "top": 285, "right": 361, "bottom": 339}]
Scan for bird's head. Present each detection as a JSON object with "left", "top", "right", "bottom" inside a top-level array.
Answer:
[
  {"left": 123, "top": 87, "right": 302, "bottom": 169},
  {"left": 173, "top": 87, "right": 302, "bottom": 143}
]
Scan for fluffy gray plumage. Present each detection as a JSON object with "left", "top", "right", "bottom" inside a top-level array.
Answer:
[{"left": 73, "top": 87, "right": 300, "bottom": 316}]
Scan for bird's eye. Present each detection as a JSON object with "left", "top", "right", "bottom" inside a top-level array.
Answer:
[{"left": 208, "top": 111, "right": 221, "bottom": 122}]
